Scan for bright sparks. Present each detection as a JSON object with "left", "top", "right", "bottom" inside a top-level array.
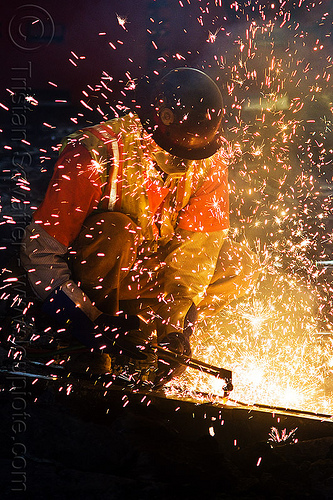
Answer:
[
  {"left": 116, "top": 13, "right": 128, "bottom": 30},
  {"left": 167, "top": 284, "right": 333, "bottom": 415}
]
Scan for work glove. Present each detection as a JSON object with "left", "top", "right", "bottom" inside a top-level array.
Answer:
[{"left": 158, "top": 331, "right": 191, "bottom": 357}]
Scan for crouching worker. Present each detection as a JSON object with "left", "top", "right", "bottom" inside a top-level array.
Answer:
[{"left": 20, "top": 68, "right": 260, "bottom": 386}]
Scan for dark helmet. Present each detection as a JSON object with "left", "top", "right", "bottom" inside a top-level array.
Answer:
[{"left": 136, "top": 67, "right": 224, "bottom": 160}]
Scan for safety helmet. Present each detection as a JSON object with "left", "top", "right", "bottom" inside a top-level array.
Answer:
[{"left": 136, "top": 67, "right": 224, "bottom": 160}]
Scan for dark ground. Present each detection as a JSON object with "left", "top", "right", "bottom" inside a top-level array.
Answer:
[{"left": 1, "top": 371, "right": 333, "bottom": 500}]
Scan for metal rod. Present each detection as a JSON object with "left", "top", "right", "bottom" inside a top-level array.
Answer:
[{"left": 156, "top": 346, "right": 233, "bottom": 392}]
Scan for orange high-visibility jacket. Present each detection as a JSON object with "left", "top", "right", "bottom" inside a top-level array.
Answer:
[{"left": 34, "top": 113, "right": 229, "bottom": 248}]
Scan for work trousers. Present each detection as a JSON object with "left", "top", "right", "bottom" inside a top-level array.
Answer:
[{"left": 71, "top": 212, "right": 260, "bottom": 324}]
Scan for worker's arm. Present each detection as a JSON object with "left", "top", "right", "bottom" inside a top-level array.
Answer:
[
  {"left": 152, "top": 227, "right": 228, "bottom": 386},
  {"left": 156, "top": 228, "right": 228, "bottom": 334},
  {"left": 20, "top": 221, "right": 101, "bottom": 321}
]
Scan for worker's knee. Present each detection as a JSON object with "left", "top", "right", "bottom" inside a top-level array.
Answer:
[
  {"left": 75, "top": 212, "right": 139, "bottom": 252},
  {"left": 70, "top": 211, "right": 140, "bottom": 282},
  {"left": 80, "top": 211, "right": 139, "bottom": 242}
]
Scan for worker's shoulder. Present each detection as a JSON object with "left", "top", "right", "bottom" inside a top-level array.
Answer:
[
  {"left": 86, "top": 112, "right": 140, "bottom": 137},
  {"left": 61, "top": 113, "right": 141, "bottom": 149}
]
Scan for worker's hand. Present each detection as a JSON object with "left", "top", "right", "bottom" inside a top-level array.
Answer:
[{"left": 158, "top": 331, "right": 192, "bottom": 357}]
